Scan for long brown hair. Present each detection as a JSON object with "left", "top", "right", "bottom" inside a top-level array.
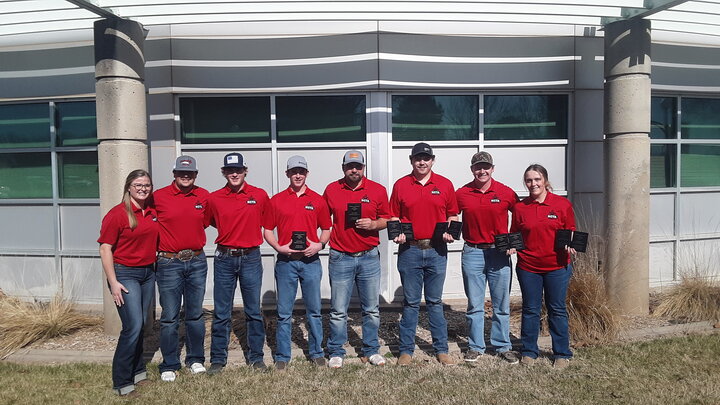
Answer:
[
  {"left": 523, "top": 163, "right": 553, "bottom": 193},
  {"left": 122, "top": 169, "right": 152, "bottom": 229}
]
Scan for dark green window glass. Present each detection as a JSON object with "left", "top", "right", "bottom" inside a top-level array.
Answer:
[
  {"left": 681, "top": 98, "right": 720, "bottom": 139},
  {"left": 681, "top": 144, "right": 720, "bottom": 187},
  {"left": 392, "top": 95, "right": 478, "bottom": 141},
  {"left": 650, "top": 97, "right": 677, "bottom": 139},
  {"left": 650, "top": 144, "right": 676, "bottom": 188},
  {"left": 0, "top": 152, "right": 52, "bottom": 198},
  {"left": 56, "top": 102, "right": 97, "bottom": 146},
  {"left": 58, "top": 152, "right": 99, "bottom": 198},
  {"left": 484, "top": 95, "right": 568, "bottom": 140},
  {"left": 180, "top": 97, "right": 271, "bottom": 144},
  {"left": 276, "top": 95, "right": 365, "bottom": 143},
  {"left": 0, "top": 103, "right": 50, "bottom": 148}
]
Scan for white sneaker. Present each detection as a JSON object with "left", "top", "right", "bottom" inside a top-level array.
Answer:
[
  {"left": 160, "top": 371, "right": 176, "bottom": 382},
  {"left": 328, "top": 356, "right": 344, "bottom": 369},
  {"left": 189, "top": 362, "right": 206, "bottom": 374},
  {"left": 368, "top": 353, "right": 386, "bottom": 366}
]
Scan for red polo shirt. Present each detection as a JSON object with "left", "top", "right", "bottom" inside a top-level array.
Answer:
[
  {"left": 510, "top": 192, "right": 576, "bottom": 273},
  {"left": 206, "top": 183, "right": 269, "bottom": 248},
  {"left": 456, "top": 179, "right": 518, "bottom": 244},
  {"left": 389, "top": 172, "right": 458, "bottom": 240},
  {"left": 263, "top": 186, "right": 331, "bottom": 247},
  {"left": 153, "top": 183, "right": 209, "bottom": 252},
  {"left": 323, "top": 177, "right": 390, "bottom": 253},
  {"left": 98, "top": 203, "right": 159, "bottom": 267}
]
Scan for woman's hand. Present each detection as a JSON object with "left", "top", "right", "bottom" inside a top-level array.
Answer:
[
  {"left": 506, "top": 248, "right": 517, "bottom": 256},
  {"left": 109, "top": 280, "right": 129, "bottom": 307},
  {"left": 393, "top": 233, "right": 407, "bottom": 244}
]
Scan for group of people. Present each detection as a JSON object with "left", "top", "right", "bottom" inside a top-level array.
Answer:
[{"left": 98, "top": 142, "right": 577, "bottom": 396}]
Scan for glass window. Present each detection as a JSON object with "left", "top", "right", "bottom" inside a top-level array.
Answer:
[
  {"left": 392, "top": 95, "right": 478, "bottom": 141},
  {"left": 58, "top": 152, "right": 99, "bottom": 198},
  {"left": 484, "top": 95, "right": 568, "bottom": 140},
  {"left": 0, "top": 103, "right": 50, "bottom": 148},
  {"left": 650, "top": 144, "right": 676, "bottom": 188},
  {"left": 180, "top": 97, "right": 271, "bottom": 144},
  {"left": 0, "top": 152, "right": 52, "bottom": 198},
  {"left": 56, "top": 102, "right": 97, "bottom": 146},
  {"left": 650, "top": 97, "right": 677, "bottom": 139},
  {"left": 681, "top": 145, "right": 720, "bottom": 187},
  {"left": 681, "top": 98, "right": 720, "bottom": 139},
  {"left": 276, "top": 95, "right": 365, "bottom": 143}
]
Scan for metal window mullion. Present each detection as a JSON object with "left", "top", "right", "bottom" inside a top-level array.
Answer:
[
  {"left": 49, "top": 101, "right": 63, "bottom": 295},
  {"left": 478, "top": 94, "right": 484, "bottom": 152},
  {"left": 270, "top": 95, "right": 278, "bottom": 195},
  {"left": 673, "top": 95, "right": 682, "bottom": 280}
]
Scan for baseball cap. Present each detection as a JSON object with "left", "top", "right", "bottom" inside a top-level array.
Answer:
[
  {"left": 410, "top": 142, "right": 434, "bottom": 158},
  {"left": 342, "top": 150, "right": 365, "bottom": 165},
  {"left": 471, "top": 151, "right": 494, "bottom": 166},
  {"left": 287, "top": 155, "right": 308, "bottom": 170},
  {"left": 222, "top": 152, "right": 246, "bottom": 168},
  {"left": 173, "top": 155, "right": 198, "bottom": 172}
]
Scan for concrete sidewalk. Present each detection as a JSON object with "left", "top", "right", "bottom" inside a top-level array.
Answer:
[{"left": 4, "top": 321, "right": 716, "bottom": 366}]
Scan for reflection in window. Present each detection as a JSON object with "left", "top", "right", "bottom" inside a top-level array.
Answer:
[
  {"left": 56, "top": 102, "right": 97, "bottom": 146},
  {"left": 484, "top": 95, "right": 568, "bottom": 140},
  {"left": 392, "top": 95, "right": 478, "bottom": 141},
  {"left": 276, "top": 95, "right": 366, "bottom": 143},
  {"left": 681, "top": 98, "right": 720, "bottom": 139},
  {"left": 0, "top": 103, "right": 50, "bottom": 148},
  {"left": 651, "top": 97, "right": 677, "bottom": 140},
  {"left": 0, "top": 153, "right": 52, "bottom": 198},
  {"left": 180, "top": 97, "right": 271, "bottom": 144},
  {"left": 681, "top": 145, "right": 720, "bottom": 187},
  {"left": 58, "top": 152, "right": 99, "bottom": 198},
  {"left": 650, "top": 145, "right": 676, "bottom": 188}
]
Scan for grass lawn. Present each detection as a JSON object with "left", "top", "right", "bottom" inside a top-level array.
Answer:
[{"left": 1, "top": 333, "right": 718, "bottom": 405}]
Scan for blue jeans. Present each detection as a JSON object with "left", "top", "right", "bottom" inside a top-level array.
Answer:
[
  {"left": 274, "top": 254, "right": 323, "bottom": 362},
  {"left": 111, "top": 264, "right": 155, "bottom": 393},
  {"left": 156, "top": 253, "right": 208, "bottom": 372},
  {"left": 211, "top": 248, "right": 266, "bottom": 365},
  {"left": 516, "top": 264, "right": 573, "bottom": 359},
  {"left": 461, "top": 244, "right": 512, "bottom": 353},
  {"left": 327, "top": 247, "right": 381, "bottom": 358},
  {"left": 397, "top": 244, "right": 449, "bottom": 355}
]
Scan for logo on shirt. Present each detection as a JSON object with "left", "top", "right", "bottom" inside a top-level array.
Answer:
[
  {"left": 152, "top": 217, "right": 158, "bottom": 222},
  {"left": 305, "top": 202, "right": 314, "bottom": 210},
  {"left": 547, "top": 211, "right": 558, "bottom": 220},
  {"left": 490, "top": 195, "right": 501, "bottom": 203},
  {"left": 431, "top": 187, "right": 441, "bottom": 195},
  {"left": 195, "top": 202, "right": 204, "bottom": 209},
  {"left": 361, "top": 195, "right": 371, "bottom": 203},
  {"left": 247, "top": 197, "right": 257, "bottom": 205}
]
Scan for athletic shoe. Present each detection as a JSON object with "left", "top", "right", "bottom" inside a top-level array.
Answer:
[
  {"left": 464, "top": 350, "right": 484, "bottom": 362},
  {"left": 207, "top": 363, "right": 224, "bottom": 376},
  {"left": 189, "top": 362, "right": 206, "bottom": 374},
  {"left": 328, "top": 357, "right": 343, "bottom": 368},
  {"left": 160, "top": 371, "right": 176, "bottom": 382},
  {"left": 368, "top": 354, "right": 386, "bottom": 366},
  {"left": 498, "top": 351, "right": 520, "bottom": 365}
]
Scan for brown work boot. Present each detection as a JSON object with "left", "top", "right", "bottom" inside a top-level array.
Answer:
[
  {"left": 436, "top": 353, "right": 455, "bottom": 366},
  {"left": 397, "top": 353, "right": 413, "bottom": 366},
  {"left": 553, "top": 358, "right": 570, "bottom": 370},
  {"left": 520, "top": 356, "right": 535, "bottom": 366}
]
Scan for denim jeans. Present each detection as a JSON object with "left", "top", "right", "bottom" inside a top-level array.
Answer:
[
  {"left": 461, "top": 244, "right": 512, "bottom": 353},
  {"left": 516, "top": 264, "right": 573, "bottom": 359},
  {"left": 211, "top": 248, "right": 266, "bottom": 365},
  {"left": 156, "top": 253, "right": 208, "bottom": 372},
  {"left": 111, "top": 264, "right": 155, "bottom": 393},
  {"left": 274, "top": 254, "right": 323, "bottom": 362},
  {"left": 327, "top": 247, "right": 381, "bottom": 358},
  {"left": 397, "top": 244, "right": 449, "bottom": 355}
]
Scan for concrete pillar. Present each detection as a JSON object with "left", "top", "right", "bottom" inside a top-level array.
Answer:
[
  {"left": 603, "top": 19, "right": 651, "bottom": 315},
  {"left": 94, "top": 18, "right": 149, "bottom": 335}
]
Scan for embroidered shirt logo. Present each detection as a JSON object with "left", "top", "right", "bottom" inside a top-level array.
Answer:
[
  {"left": 431, "top": 187, "right": 441, "bottom": 195},
  {"left": 547, "top": 211, "right": 558, "bottom": 219},
  {"left": 305, "top": 202, "right": 314, "bottom": 210},
  {"left": 195, "top": 203, "right": 203, "bottom": 209},
  {"left": 490, "top": 195, "right": 501, "bottom": 203},
  {"left": 361, "top": 195, "right": 371, "bottom": 203},
  {"left": 247, "top": 197, "right": 257, "bottom": 205}
]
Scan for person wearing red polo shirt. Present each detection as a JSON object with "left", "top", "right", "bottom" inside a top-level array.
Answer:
[
  {"left": 323, "top": 150, "right": 390, "bottom": 368},
  {"left": 510, "top": 163, "right": 576, "bottom": 369},
  {"left": 263, "top": 155, "right": 331, "bottom": 371},
  {"left": 456, "top": 151, "right": 520, "bottom": 364},
  {"left": 389, "top": 142, "right": 458, "bottom": 366},
  {"left": 153, "top": 155, "right": 210, "bottom": 382},
  {"left": 205, "top": 152, "right": 270, "bottom": 374},
  {"left": 98, "top": 169, "right": 158, "bottom": 396}
]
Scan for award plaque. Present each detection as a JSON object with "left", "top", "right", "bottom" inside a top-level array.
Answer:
[
  {"left": 432, "top": 222, "right": 448, "bottom": 242},
  {"left": 495, "top": 232, "right": 525, "bottom": 252},
  {"left": 508, "top": 232, "right": 526, "bottom": 250},
  {"left": 555, "top": 229, "right": 573, "bottom": 251},
  {"left": 447, "top": 220, "right": 462, "bottom": 240},
  {"left": 290, "top": 231, "right": 307, "bottom": 251},
  {"left": 387, "top": 220, "right": 402, "bottom": 240},
  {"left": 401, "top": 223, "right": 415, "bottom": 241},
  {"left": 346, "top": 203, "right": 362, "bottom": 226},
  {"left": 571, "top": 231, "right": 589, "bottom": 253}
]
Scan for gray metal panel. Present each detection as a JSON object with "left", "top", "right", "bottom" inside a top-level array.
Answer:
[
  {"left": 574, "top": 90, "right": 604, "bottom": 142},
  {"left": 0, "top": 206, "right": 55, "bottom": 250},
  {"left": 573, "top": 141, "right": 603, "bottom": 193},
  {"left": 3, "top": 74, "right": 95, "bottom": 99},
  {"left": 379, "top": 34, "right": 575, "bottom": 57},
  {"left": 574, "top": 36, "right": 604, "bottom": 90},
  {"left": 653, "top": 66, "right": 720, "bottom": 88},
  {"left": 653, "top": 43, "right": 720, "bottom": 66},
  {"left": 145, "top": 66, "right": 173, "bottom": 89},
  {"left": 60, "top": 205, "right": 101, "bottom": 251},
  {"left": 0, "top": 46, "right": 93, "bottom": 71},
  {"left": 145, "top": 38, "right": 172, "bottom": 61},
  {"left": 572, "top": 192, "right": 605, "bottom": 233}
]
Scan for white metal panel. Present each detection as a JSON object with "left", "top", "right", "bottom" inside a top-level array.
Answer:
[
  {"left": 275, "top": 148, "right": 365, "bottom": 196},
  {"left": 678, "top": 192, "right": 720, "bottom": 236},
  {"left": 60, "top": 204, "right": 101, "bottom": 251},
  {"left": 677, "top": 239, "right": 720, "bottom": 277},
  {"left": 0, "top": 205, "right": 56, "bottom": 250},
  {"left": 650, "top": 193, "right": 676, "bottom": 238},
  {"left": 61, "top": 256, "right": 103, "bottom": 304},
  {"left": 482, "top": 146, "right": 567, "bottom": 193},
  {"left": 0, "top": 255, "right": 58, "bottom": 299},
  {"left": 649, "top": 242, "right": 675, "bottom": 287}
]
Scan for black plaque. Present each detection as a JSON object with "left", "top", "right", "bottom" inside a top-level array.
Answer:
[
  {"left": 495, "top": 233, "right": 510, "bottom": 252},
  {"left": 555, "top": 229, "right": 573, "bottom": 251},
  {"left": 346, "top": 203, "right": 362, "bottom": 226},
  {"left": 290, "top": 231, "right": 307, "bottom": 251},
  {"left": 571, "top": 231, "right": 589, "bottom": 253},
  {"left": 432, "top": 222, "right": 448, "bottom": 242},
  {"left": 508, "top": 232, "right": 526, "bottom": 250},
  {"left": 495, "top": 232, "right": 525, "bottom": 252},
  {"left": 447, "top": 220, "right": 462, "bottom": 240},
  {"left": 401, "top": 223, "right": 415, "bottom": 241},
  {"left": 387, "top": 220, "right": 402, "bottom": 240}
]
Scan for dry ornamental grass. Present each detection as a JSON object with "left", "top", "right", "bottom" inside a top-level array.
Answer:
[{"left": 654, "top": 275, "right": 720, "bottom": 322}]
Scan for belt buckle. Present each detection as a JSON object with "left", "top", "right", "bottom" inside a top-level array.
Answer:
[
  {"left": 177, "top": 249, "right": 194, "bottom": 261},
  {"left": 417, "top": 239, "right": 432, "bottom": 249}
]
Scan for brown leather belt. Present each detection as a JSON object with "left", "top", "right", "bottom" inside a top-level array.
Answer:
[
  {"left": 406, "top": 239, "right": 434, "bottom": 250},
  {"left": 465, "top": 242, "right": 495, "bottom": 249},
  {"left": 157, "top": 249, "right": 203, "bottom": 261},
  {"left": 217, "top": 245, "right": 259, "bottom": 256},
  {"left": 331, "top": 248, "right": 374, "bottom": 257}
]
